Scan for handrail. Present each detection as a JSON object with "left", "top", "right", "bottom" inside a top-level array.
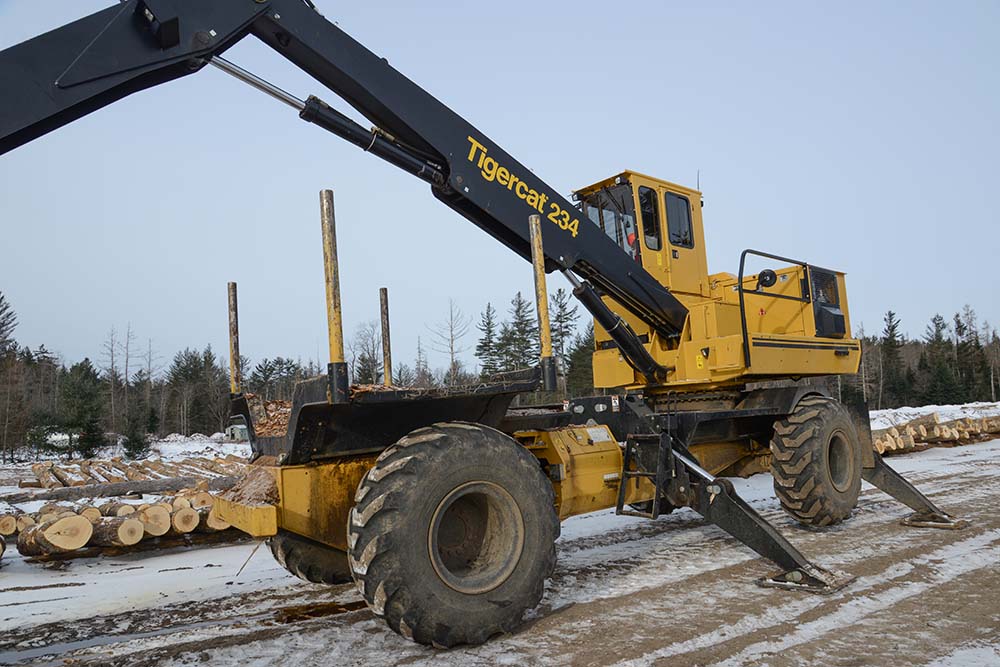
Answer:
[{"left": 737, "top": 249, "right": 814, "bottom": 369}]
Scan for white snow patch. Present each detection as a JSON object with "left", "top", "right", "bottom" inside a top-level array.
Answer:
[
  {"left": 926, "top": 643, "right": 1000, "bottom": 667},
  {"left": 869, "top": 401, "right": 1000, "bottom": 430},
  {"left": 0, "top": 541, "right": 295, "bottom": 632},
  {"left": 147, "top": 436, "right": 249, "bottom": 461}
]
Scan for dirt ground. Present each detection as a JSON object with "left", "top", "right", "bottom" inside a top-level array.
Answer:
[{"left": 2, "top": 441, "right": 999, "bottom": 667}]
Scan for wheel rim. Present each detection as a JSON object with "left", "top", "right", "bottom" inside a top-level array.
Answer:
[
  {"left": 428, "top": 481, "right": 525, "bottom": 594},
  {"left": 827, "top": 430, "right": 853, "bottom": 492}
]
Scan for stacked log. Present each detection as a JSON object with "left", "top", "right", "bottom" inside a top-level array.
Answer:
[
  {"left": 168, "top": 507, "right": 200, "bottom": 535},
  {"left": 0, "top": 514, "right": 17, "bottom": 537},
  {"left": 17, "top": 515, "right": 93, "bottom": 556},
  {"left": 16, "top": 514, "right": 35, "bottom": 533},
  {"left": 26, "top": 455, "right": 247, "bottom": 490},
  {"left": 79, "top": 506, "right": 103, "bottom": 523},
  {"left": 874, "top": 411, "right": 1000, "bottom": 455},
  {"left": 90, "top": 517, "right": 144, "bottom": 547},
  {"left": 196, "top": 506, "right": 231, "bottom": 533},
  {"left": 99, "top": 501, "right": 137, "bottom": 517},
  {"left": 136, "top": 505, "right": 171, "bottom": 537}
]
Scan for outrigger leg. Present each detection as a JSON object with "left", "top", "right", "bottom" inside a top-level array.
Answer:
[
  {"left": 862, "top": 452, "right": 970, "bottom": 530},
  {"left": 617, "top": 430, "right": 853, "bottom": 593},
  {"left": 674, "top": 450, "right": 855, "bottom": 593}
]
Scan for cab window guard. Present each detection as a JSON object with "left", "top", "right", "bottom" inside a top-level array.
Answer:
[{"left": 737, "top": 249, "right": 812, "bottom": 369}]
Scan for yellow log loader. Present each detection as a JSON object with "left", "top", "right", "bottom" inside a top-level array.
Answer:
[{"left": 0, "top": 0, "right": 967, "bottom": 648}]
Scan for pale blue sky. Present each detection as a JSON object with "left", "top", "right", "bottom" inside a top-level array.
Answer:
[{"left": 1, "top": 1, "right": 997, "bottom": 372}]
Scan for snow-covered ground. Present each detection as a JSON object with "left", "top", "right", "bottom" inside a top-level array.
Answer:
[
  {"left": 147, "top": 434, "right": 250, "bottom": 461},
  {"left": 869, "top": 401, "right": 1000, "bottom": 429},
  {"left": 27, "top": 432, "right": 251, "bottom": 463},
  {"left": 1, "top": 439, "right": 998, "bottom": 666}
]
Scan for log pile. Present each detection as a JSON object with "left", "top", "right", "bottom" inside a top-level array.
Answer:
[
  {"left": 1, "top": 480, "right": 234, "bottom": 560},
  {"left": 28, "top": 455, "right": 246, "bottom": 490},
  {"left": 247, "top": 395, "right": 293, "bottom": 438},
  {"left": 872, "top": 413, "right": 1000, "bottom": 455}
]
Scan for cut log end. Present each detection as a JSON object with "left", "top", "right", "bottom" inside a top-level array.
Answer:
[
  {"left": 90, "top": 517, "right": 144, "bottom": 547},
  {"left": 100, "top": 502, "right": 137, "bottom": 517},
  {"left": 196, "top": 506, "right": 231, "bottom": 532},
  {"left": 17, "top": 515, "right": 94, "bottom": 556},
  {"left": 137, "top": 506, "right": 171, "bottom": 537},
  {"left": 0, "top": 514, "right": 16, "bottom": 536},
  {"left": 170, "top": 507, "right": 199, "bottom": 535},
  {"left": 79, "top": 507, "right": 103, "bottom": 524}
]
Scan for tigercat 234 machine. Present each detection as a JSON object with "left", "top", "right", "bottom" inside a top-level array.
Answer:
[{"left": 0, "top": 0, "right": 967, "bottom": 648}]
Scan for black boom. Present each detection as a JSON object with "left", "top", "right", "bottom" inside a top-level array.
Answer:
[{"left": 0, "top": 0, "right": 688, "bottom": 345}]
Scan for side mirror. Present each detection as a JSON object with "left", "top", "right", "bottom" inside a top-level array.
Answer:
[{"left": 756, "top": 269, "right": 777, "bottom": 291}]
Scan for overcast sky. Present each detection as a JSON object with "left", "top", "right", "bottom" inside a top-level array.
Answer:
[{"left": 1, "top": 1, "right": 997, "bottom": 374}]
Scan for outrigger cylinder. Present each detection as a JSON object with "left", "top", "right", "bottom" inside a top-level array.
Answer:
[{"left": 320, "top": 189, "right": 350, "bottom": 404}]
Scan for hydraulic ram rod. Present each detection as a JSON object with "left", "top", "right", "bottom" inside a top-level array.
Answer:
[{"left": 209, "top": 56, "right": 445, "bottom": 187}]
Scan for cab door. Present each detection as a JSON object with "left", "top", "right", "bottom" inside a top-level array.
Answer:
[{"left": 661, "top": 189, "right": 704, "bottom": 296}]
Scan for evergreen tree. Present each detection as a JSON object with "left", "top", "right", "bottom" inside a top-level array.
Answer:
[
  {"left": 353, "top": 350, "right": 383, "bottom": 385},
  {"left": 475, "top": 303, "right": 501, "bottom": 378},
  {"left": 77, "top": 415, "right": 106, "bottom": 459},
  {"left": 413, "top": 337, "right": 435, "bottom": 387},
  {"left": 565, "top": 323, "right": 595, "bottom": 397},
  {"left": 60, "top": 359, "right": 104, "bottom": 457},
  {"left": 549, "top": 288, "right": 579, "bottom": 365},
  {"left": 954, "top": 306, "right": 991, "bottom": 401},
  {"left": 393, "top": 363, "right": 416, "bottom": 387},
  {"left": 121, "top": 412, "right": 150, "bottom": 459},
  {"left": 879, "top": 311, "right": 908, "bottom": 408},
  {"left": 0, "top": 291, "right": 16, "bottom": 352},
  {"left": 918, "top": 314, "right": 960, "bottom": 404},
  {"left": 498, "top": 292, "right": 538, "bottom": 371}
]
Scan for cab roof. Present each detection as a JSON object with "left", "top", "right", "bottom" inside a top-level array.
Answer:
[{"left": 574, "top": 170, "right": 702, "bottom": 199}]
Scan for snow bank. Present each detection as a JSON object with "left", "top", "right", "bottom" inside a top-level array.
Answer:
[
  {"left": 149, "top": 435, "right": 250, "bottom": 461},
  {"left": 869, "top": 402, "right": 1000, "bottom": 430}
]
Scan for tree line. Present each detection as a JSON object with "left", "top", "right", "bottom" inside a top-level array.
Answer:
[
  {"left": 841, "top": 307, "right": 999, "bottom": 410},
  {"left": 2, "top": 285, "right": 997, "bottom": 462}
]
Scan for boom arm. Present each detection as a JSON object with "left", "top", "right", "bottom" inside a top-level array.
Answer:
[{"left": 0, "top": 0, "right": 687, "bottom": 375}]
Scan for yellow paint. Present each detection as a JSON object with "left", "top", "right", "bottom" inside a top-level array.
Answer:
[
  {"left": 217, "top": 431, "right": 776, "bottom": 545},
  {"left": 320, "top": 190, "right": 346, "bottom": 365},
  {"left": 576, "top": 171, "right": 861, "bottom": 393},
  {"left": 529, "top": 215, "right": 554, "bottom": 359},
  {"left": 214, "top": 495, "right": 277, "bottom": 537},
  {"left": 517, "top": 426, "right": 655, "bottom": 519}
]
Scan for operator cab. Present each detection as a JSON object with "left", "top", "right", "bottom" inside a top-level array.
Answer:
[{"left": 575, "top": 171, "right": 709, "bottom": 297}]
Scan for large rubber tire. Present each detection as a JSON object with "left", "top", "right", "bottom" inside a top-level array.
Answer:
[
  {"left": 267, "top": 529, "right": 353, "bottom": 585},
  {"left": 347, "top": 422, "right": 559, "bottom": 648},
  {"left": 770, "top": 395, "right": 863, "bottom": 527}
]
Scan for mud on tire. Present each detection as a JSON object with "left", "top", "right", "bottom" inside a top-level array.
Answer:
[
  {"left": 267, "top": 529, "right": 353, "bottom": 585},
  {"left": 770, "top": 395, "right": 863, "bottom": 527},
  {"left": 347, "top": 422, "right": 559, "bottom": 648}
]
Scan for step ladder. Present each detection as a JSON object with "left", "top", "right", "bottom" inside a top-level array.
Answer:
[{"left": 615, "top": 431, "right": 675, "bottom": 519}]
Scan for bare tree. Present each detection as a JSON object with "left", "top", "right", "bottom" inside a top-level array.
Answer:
[
  {"left": 429, "top": 299, "right": 471, "bottom": 386},
  {"left": 118, "top": 323, "right": 137, "bottom": 427},
  {"left": 348, "top": 320, "right": 383, "bottom": 385},
  {"left": 144, "top": 338, "right": 162, "bottom": 403},
  {"left": 102, "top": 326, "right": 118, "bottom": 434}
]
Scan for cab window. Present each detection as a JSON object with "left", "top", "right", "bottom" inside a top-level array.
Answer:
[
  {"left": 581, "top": 183, "right": 641, "bottom": 262},
  {"left": 637, "top": 186, "right": 662, "bottom": 251},
  {"left": 664, "top": 192, "right": 693, "bottom": 248}
]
